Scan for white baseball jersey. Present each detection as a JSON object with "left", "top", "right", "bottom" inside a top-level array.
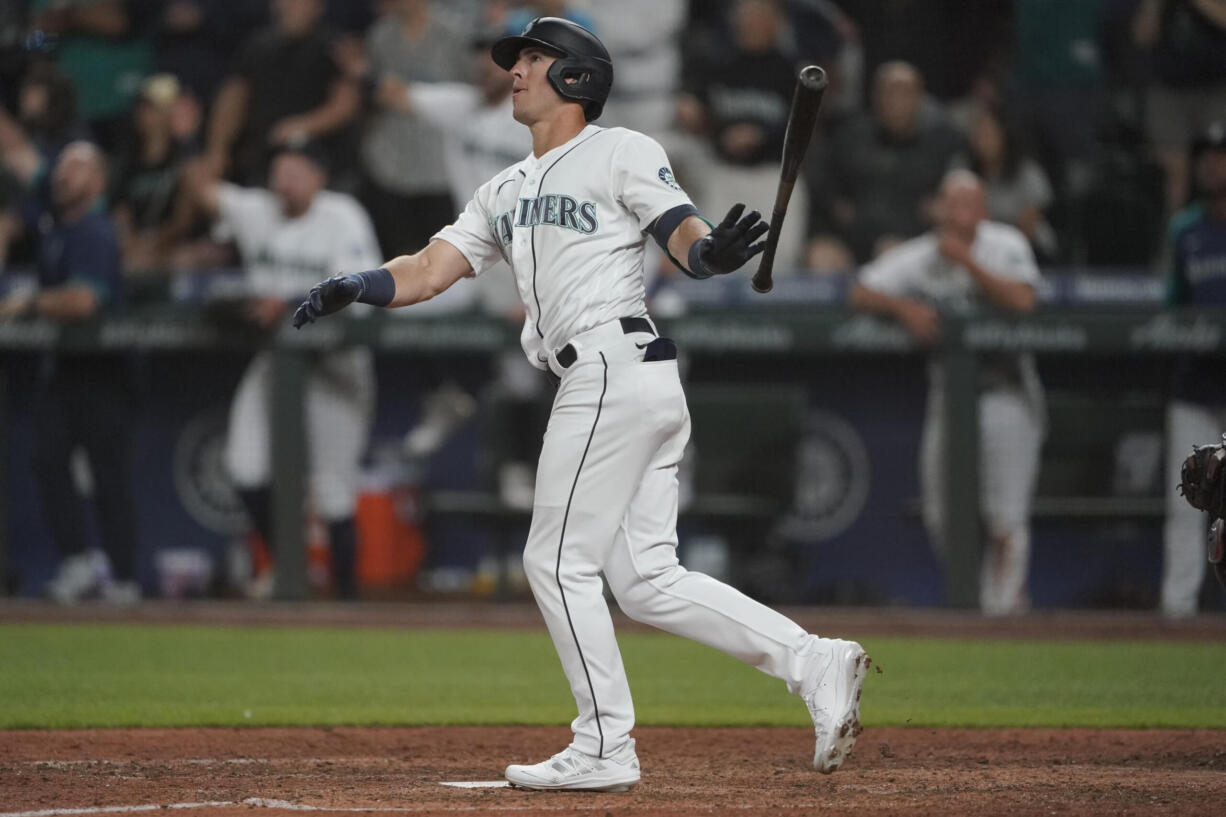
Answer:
[
  {"left": 858, "top": 220, "right": 1044, "bottom": 615},
  {"left": 215, "top": 183, "right": 383, "bottom": 298},
  {"left": 436, "top": 123, "right": 692, "bottom": 367},
  {"left": 409, "top": 82, "right": 531, "bottom": 211},
  {"left": 858, "top": 220, "right": 1040, "bottom": 309},
  {"left": 216, "top": 184, "right": 381, "bottom": 521}
]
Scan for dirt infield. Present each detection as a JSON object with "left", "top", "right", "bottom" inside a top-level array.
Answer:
[
  {"left": 2, "top": 725, "right": 1225, "bottom": 816},
  {"left": 4, "top": 598, "right": 1225, "bottom": 642},
  {"left": 3, "top": 602, "right": 1225, "bottom": 815}
]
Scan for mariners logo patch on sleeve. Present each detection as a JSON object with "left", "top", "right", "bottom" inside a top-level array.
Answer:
[{"left": 658, "top": 167, "right": 682, "bottom": 191}]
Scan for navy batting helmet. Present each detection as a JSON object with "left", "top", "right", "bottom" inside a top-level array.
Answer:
[{"left": 491, "top": 17, "right": 613, "bottom": 122}]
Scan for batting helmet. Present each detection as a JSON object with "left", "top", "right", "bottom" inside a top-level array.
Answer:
[{"left": 491, "top": 17, "right": 613, "bottom": 122}]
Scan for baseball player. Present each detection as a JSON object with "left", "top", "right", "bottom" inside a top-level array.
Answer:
[
  {"left": 185, "top": 143, "right": 382, "bottom": 599},
  {"left": 849, "top": 169, "right": 1045, "bottom": 616},
  {"left": 293, "top": 17, "right": 869, "bottom": 791}
]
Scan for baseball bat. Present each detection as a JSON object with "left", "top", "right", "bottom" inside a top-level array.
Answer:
[{"left": 752, "top": 65, "right": 829, "bottom": 294}]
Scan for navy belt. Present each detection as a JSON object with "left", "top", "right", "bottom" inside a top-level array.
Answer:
[{"left": 555, "top": 317, "right": 655, "bottom": 369}]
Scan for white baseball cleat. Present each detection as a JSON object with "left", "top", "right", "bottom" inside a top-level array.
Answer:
[
  {"left": 45, "top": 553, "right": 99, "bottom": 605},
  {"left": 505, "top": 739, "right": 640, "bottom": 792},
  {"left": 802, "top": 637, "right": 869, "bottom": 774}
]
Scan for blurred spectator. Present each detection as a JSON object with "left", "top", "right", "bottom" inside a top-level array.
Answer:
[
  {"left": 150, "top": 0, "right": 268, "bottom": 105},
  {"left": 500, "top": 1, "right": 596, "bottom": 34},
  {"left": 358, "top": 0, "right": 468, "bottom": 258},
  {"left": 1006, "top": 0, "right": 1109, "bottom": 212},
  {"left": 321, "top": 0, "right": 377, "bottom": 37},
  {"left": 1160, "top": 121, "right": 1226, "bottom": 618},
  {"left": 180, "top": 143, "right": 381, "bottom": 599},
  {"left": 678, "top": 0, "right": 809, "bottom": 271},
  {"left": 1, "top": 61, "right": 90, "bottom": 270},
  {"left": 586, "top": 0, "right": 685, "bottom": 136},
  {"left": 849, "top": 170, "right": 1045, "bottom": 616},
  {"left": 109, "top": 73, "right": 201, "bottom": 278},
  {"left": 0, "top": 2, "right": 28, "bottom": 111},
  {"left": 204, "top": 0, "right": 359, "bottom": 187},
  {"left": 955, "top": 102, "right": 1057, "bottom": 261},
  {"left": 829, "top": 0, "right": 1011, "bottom": 106},
  {"left": 810, "top": 61, "right": 963, "bottom": 264},
  {"left": 1132, "top": 0, "right": 1226, "bottom": 215},
  {"left": 26, "top": 0, "right": 154, "bottom": 152},
  {"left": 14, "top": 60, "right": 89, "bottom": 163},
  {"left": 1074, "top": 117, "right": 1166, "bottom": 267},
  {"left": 785, "top": 0, "right": 860, "bottom": 119},
  {"left": 0, "top": 114, "right": 141, "bottom": 605}
]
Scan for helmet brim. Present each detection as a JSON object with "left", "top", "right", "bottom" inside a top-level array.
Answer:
[{"left": 491, "top": 34, "right": 566, "bottom": 70}]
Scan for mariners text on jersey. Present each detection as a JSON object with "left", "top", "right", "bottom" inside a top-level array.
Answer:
[{"left": 490, "top": 194, "right": 599, "bottom": 250}]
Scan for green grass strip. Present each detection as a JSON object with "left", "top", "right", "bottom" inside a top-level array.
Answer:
[{"left": 1, "top": 624, "right": 1223, "bottom": 729}]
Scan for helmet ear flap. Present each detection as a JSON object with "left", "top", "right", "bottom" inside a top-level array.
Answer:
[{"left": 546, "top": 57, "right": 610, "bottom": 121}]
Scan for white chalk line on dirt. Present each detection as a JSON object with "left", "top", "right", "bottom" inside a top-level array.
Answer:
[
  {"left": 0, "top": 803, "right": 233, "bottom": 817},
  {"left": 26, "top": 757, "right": 393, "bottom": 769}
]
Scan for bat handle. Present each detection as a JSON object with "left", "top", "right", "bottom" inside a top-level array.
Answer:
[
  {"left": 751, "top": 248, "right": 776, "bottom": 293},
  {"left": 751, "top": 206, "right": 787, "bottom": 293}
]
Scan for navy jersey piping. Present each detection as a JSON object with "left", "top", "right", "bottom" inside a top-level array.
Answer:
[{"left": 529, "top": 129, "right": 605, "bottom": 338}]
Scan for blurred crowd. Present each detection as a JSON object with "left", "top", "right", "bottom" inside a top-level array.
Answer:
[
  {"left": 2, "top": 0, "right": 1226, "bottom": 609},
  {"left": 0, "top": 0, "right": 1222, "bottom": 289}
]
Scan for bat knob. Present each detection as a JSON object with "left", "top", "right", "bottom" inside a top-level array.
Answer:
[{"left": 799, "top": 65, "right": 828, "bottom": 91}]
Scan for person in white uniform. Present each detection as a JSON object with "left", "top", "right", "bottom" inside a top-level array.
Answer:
[
  {"left": 850, "top": 169, "right": 1046, "bottom": 616},
  {"left": 292, "top": 18, "right": 869, "bottom": 790},
  {"left": 187, "top": 143, "right": 382, "bottom": 599}
]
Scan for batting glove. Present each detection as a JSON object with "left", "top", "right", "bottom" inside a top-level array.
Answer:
[
  {"left": 293, "top": 275, "right": 363, "bottom": 328},
  {"left": 689, "top": 203, "right": 770, "bottom": 278}
]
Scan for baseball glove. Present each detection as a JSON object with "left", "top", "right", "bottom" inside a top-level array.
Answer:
[{"left": 1177, "top": 439, "right": 1226, "bottom": 519}]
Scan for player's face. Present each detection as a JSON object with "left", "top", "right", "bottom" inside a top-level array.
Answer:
[
  {"left": 509, "top": 47, "right": 564, "bottom": 125},
  {"left": 936, "top": 179, "right": 987, "bottom": 235},
  {"left": 51, "top": 142, "right": 104, "bottom": 211},
  {"left": 874, "top": 70, "right": 921, "bottom": 137},
  {"left": 270, "top": 154, "right": 325, "bottom": 217}
]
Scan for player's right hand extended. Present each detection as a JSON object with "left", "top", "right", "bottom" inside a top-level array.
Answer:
[
  {"left": 292, "top": 275, "right": 361, "bottom": 328},
  {"left": 700, "top": 202, "right": 770, "bottom": 275}
]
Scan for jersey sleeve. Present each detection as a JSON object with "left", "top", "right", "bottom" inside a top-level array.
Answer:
[
  {"left": 434, "top": 189, "right": 503, "bottom": 277},
  {"left": 330, "top": 198, "right": 384, "bottom": 273},
  {"left": 213, "top": 182, "right": 273, "bottom": 246},
  {"left": 857, "top": 238, "right": 929, "bottom": 297},
  {"left": 409, "top": 82, "right": 481, "bottom": 133},
  {"left": 987, "top": 224, "right": 1041, "bottom": 286},
  {"left": 611, "top": 131, "right": 694, "bottom": 232}
]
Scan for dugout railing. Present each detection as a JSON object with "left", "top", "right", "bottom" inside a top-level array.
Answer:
[{"left": 0, "top": 292, "right": 1220, "bottom": 605}]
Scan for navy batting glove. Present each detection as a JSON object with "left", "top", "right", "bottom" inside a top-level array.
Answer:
[
  {"left": 292, "top": 275, "right": 363, "bottom": 328},
  {"left": 690, "top": 203, "right": 771, "bottom": 277}
]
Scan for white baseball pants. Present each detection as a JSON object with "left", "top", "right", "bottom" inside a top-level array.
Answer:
[
  {"left": 225, "top": 347, "right": 374, "bottom": 520},
  {"left": 523, "top": 318, "right": 817, "bottom": 759},
  {"left": 921, "top": 383, "right": 1043, "bottom": 615}
]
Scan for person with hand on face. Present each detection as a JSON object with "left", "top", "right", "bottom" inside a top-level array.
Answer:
[
  {"left": 293, "top": 16, "right": 871, "bottom": 792},
  {"left": 849, "top": 169, "right": 1045, "bottom": 616}
]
